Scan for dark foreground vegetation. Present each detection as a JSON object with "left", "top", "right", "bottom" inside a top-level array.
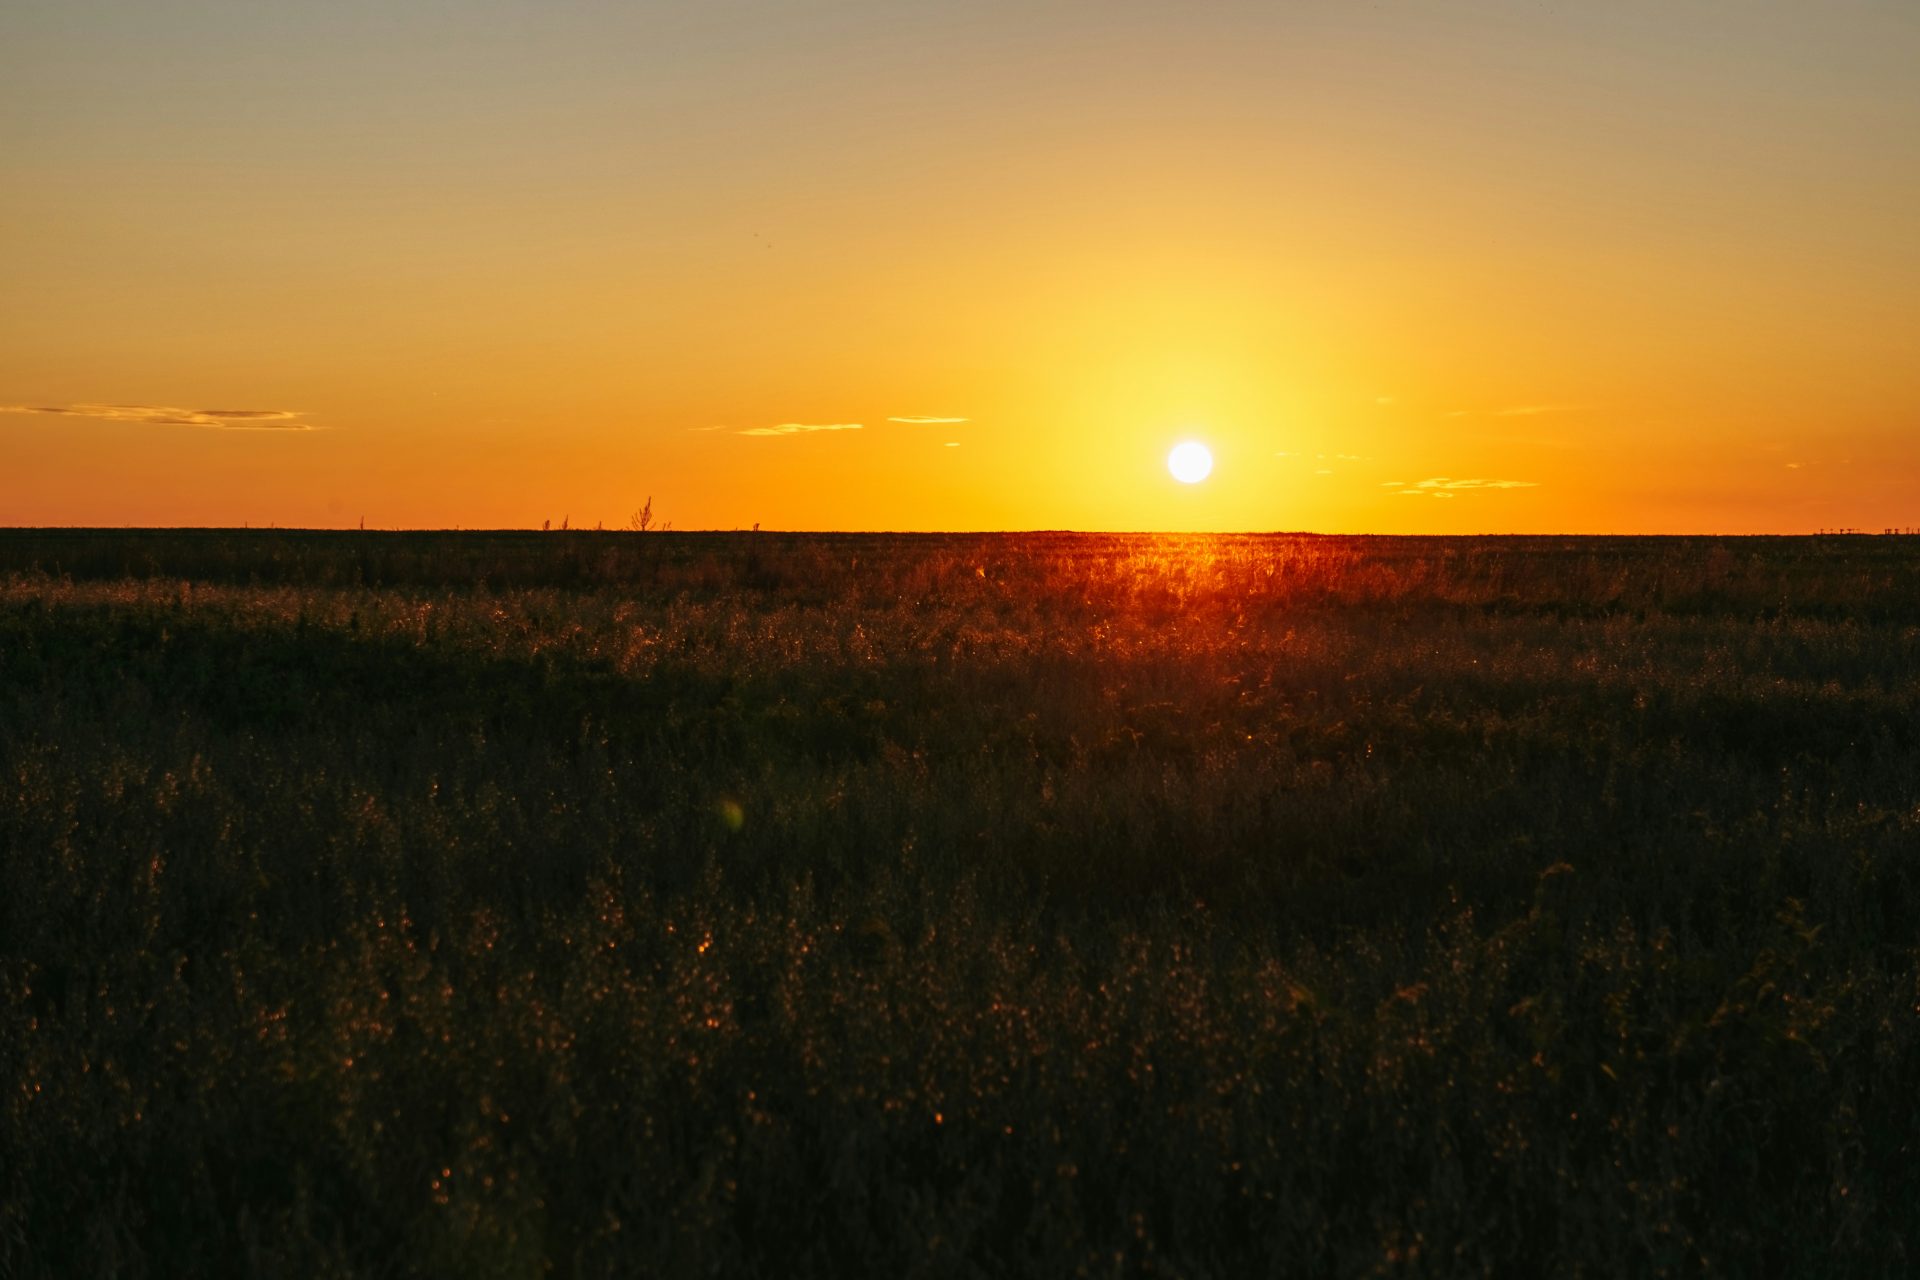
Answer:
[{"left": 4, "top": 529, "right": 1919, "bottom": 1277}]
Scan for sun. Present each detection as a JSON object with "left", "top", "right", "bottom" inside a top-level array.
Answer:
[{"left": 1167, "top": 441, "right": 1213, "bottom": 484}]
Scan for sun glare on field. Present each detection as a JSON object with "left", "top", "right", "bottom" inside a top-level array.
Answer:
[{"left": 1168, "top": 441, "right": 1213, "bottom": 484}]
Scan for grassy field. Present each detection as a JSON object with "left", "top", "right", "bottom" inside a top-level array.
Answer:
[{"left": 3, "top": 530, "right": 1918, "bottom": 1276}]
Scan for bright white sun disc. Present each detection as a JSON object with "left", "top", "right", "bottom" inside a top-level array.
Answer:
[{"left": 1168, "top": 441, "right": 1213, "bottom": 484}]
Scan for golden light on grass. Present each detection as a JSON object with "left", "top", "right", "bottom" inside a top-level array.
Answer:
[{"left": 1168, "top": 441, "right": 1214, "bottom": 485}]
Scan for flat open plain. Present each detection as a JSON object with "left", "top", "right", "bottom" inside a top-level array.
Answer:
[{"left": 3, "top": 531, "right": 1918, "bottom": 1276}]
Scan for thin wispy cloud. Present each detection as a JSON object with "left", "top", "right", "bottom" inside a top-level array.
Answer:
[
  {"left": 888, "top": 416, "right": 969, "bottom": 425},
  {"left": 1442, "top": 404, "right": 1587, "bottom": 419},
  {"left": 1405, "top": 476, "right": 1539, "bottom": 496},
  {"left": 1494, "top": 404, "right": 1586, "bottom": 417},
  {"left": 2, "top": 403, "right": 317, "bottom": 430},
  {"left": 739, "top": 422, "right": 864, "bottom": 436}
]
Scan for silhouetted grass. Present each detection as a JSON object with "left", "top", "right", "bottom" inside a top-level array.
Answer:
[{"left": 2, "top": 531, "right": 1917, "bottom": 1276}]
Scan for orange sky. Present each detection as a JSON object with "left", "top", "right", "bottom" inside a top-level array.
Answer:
[{"left": 3, "top": 2, "right": 1917, "bottom": 532}]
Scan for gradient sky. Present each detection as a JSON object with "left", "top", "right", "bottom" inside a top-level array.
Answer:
[{"left": 4, "top": 0, "right": 1917, "bottom": 531}]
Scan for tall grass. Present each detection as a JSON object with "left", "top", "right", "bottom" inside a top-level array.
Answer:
[{"left": 2, "top": 531, "right": 1917, "bottom": 1276}]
